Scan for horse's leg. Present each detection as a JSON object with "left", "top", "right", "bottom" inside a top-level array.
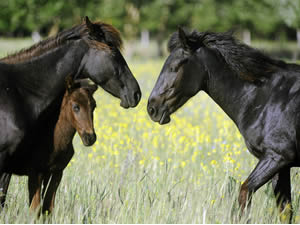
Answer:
[
  {"left": 0, "top": 130, "right": 24, "bottom": 179},
  {"left": 28, "top": 172, "right": 43, "bottom": 213},
  {"left": 41, "top": 171, "right": 63, "bottom": 214},
  {"left": 0, "top": 173, "right": 12, "bottom": 208},
  {"left": 239, "top": 156, "right": 289, "bottom": 217},
  {"left": 272, "top": 167, "right": 293, "bottom": 223}
]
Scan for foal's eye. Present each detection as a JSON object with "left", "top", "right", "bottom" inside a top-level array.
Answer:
[{"left": 72, "top": 104, "right": 80, "bottom": 113}]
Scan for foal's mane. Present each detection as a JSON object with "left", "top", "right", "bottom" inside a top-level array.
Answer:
[
  {"left": 168, "top": 30, "right": 287, "bottom": 82},
  {"left": 1, "top": 21, "right": 123, "bottom": 64}
]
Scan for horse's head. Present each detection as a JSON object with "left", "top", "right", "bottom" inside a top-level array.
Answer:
[
  {"left": 79, "top": 17, "right": 141, "bottom": 109},
  {"left": 64, "top": 77, "right": 98, "bottom": 146},
  {"left": 148, "top": 28, "right": 207, "bottom": 124}
]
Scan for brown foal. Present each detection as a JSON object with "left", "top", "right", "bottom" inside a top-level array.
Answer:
[{"left": 29, "top": 77, "right": 98, "bottom": 214}]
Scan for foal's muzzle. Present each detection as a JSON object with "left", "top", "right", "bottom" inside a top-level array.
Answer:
[{"left": 82, "top": 132, "right": 97, "bottom": 146}]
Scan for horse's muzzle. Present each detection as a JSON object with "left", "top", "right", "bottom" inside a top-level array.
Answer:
[
  {"left": 120, "top": 89, "right": 141, "bottom": 108},
  {"left": 147, "top": 99, "right": 171, "bottom": 125}
]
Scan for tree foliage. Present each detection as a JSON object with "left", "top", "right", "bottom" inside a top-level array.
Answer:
[{"left": 0, "top": 0, "right": 298, "bottom": 40}]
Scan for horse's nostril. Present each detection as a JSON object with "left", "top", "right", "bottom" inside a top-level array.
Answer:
[
  {"left": 148, "top": 106, "right": 156, "bottom": 117},
  {"left": 134, "top": 91, "right": 141, "bottom": 103}
]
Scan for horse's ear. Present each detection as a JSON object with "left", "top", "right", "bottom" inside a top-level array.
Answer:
[
  {"left": 178, "top": 27, "right": 201, "bottom": 52},
  {"left": 85, "top": 16, "right": 94, "bottom": 31},
  {"left": 178, "top": 27, "right": 189, "bottom": 51},
  {"left": 65, "top": 75, "right": 74, "bottom": 93},
  {"left": 84, "top": 16, "right": 105, "bottom": 39}
]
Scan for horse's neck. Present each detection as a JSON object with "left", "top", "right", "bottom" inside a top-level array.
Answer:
[
  {"left": 202, "top": 50, "right": 257, "bottom": 126},
  {"left": 14, "top": 40, "right": 88, "bottom": 118},
  {"left": 54, "top": 108, "right": 76, "bottom": 152}
]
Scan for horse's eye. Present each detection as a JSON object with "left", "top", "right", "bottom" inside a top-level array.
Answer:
[
  {"left": 73, "top": 104, "right": 80, "bottom": 113},
  {"left": 173, "top": 63, "right": 183, "bottom": 73},
  {"left": 171, "top": 58, "right": 188, "bottom": 72},
  {"left": 173, "top": 64, "right": 181, "bottom": 72},
  {"left": 170, "top": 64, "right": 179, "bottom": 73}
]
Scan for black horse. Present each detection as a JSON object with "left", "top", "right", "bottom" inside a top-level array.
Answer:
[
  {"left": 0, "top": 17, "right": 140, "bottom": 207},
  {"left": 147, "top": 28, "right": 299, "bottom": 221}
]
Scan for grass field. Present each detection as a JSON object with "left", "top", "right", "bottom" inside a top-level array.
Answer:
[{"left": 1, "top": 39, "right": 300, "bottom": 223}]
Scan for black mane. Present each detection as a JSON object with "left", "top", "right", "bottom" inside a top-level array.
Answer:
[
  {"left": 168, "top": 30, "right": 287, "bottom": 82},
  {"left": 2, "top": 20, "right": 123, "bottom": 64},
  {"left": 1, "top": 25, "right": 88, "bottom": 64}
]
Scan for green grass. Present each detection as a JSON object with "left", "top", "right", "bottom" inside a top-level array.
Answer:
[{"left": 0, "top": 39, "right": 300, "bottom": 223}]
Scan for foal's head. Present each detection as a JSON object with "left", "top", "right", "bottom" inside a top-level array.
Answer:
[{"left": 62, "top": 77, "right": 98, "bottom": 146}]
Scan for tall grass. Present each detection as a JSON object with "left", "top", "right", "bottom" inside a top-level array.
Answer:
[{"left": 0, "top": 39, "right": 300, "bottom": 223}]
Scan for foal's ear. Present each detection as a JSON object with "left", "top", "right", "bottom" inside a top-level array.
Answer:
[
  {"left": 65, "top": 75, "right": 75, "bottom": 93},
  {"left": 85, "top": 84, "right": 98, "bottom": 95},
  {"left": 77, "top": 79, "right": 98, "bottom": 95}
]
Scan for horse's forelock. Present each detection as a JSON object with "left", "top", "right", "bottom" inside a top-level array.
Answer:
[
  {"left": 167, "top": 30, "right": 205, "bottom": 53},
  {"left": 89, "top": 22, "right": 123, "bottom": 51},
  {"left": 87, "top": 40, "right": 111, "bottom": 52}
]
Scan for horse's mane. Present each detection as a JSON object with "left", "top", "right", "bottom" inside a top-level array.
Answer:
[
  {"left": 168, "top": 30, "right": 287, "bottom": 82},
  {"left": 1, "top": 21, "right": 122, "bottom": 64}
]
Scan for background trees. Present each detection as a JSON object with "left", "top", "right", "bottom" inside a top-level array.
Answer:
[
  {"left": 0, "top": 0, "right": 299, "bottom": 48},
  {"left": 276, "top": 0, "right": 300, "bottom": 47}
]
